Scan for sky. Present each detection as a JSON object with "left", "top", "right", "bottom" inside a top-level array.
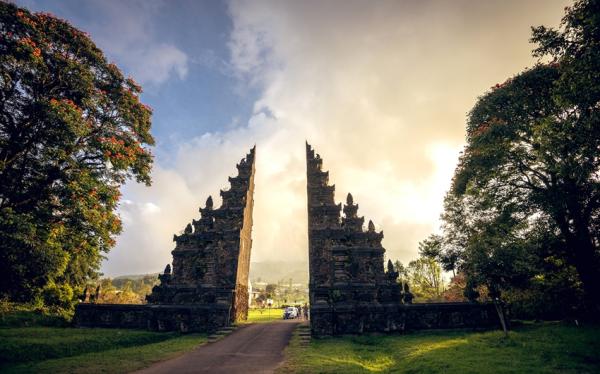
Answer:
[{"left": 15, "top": 0, "right": 570, "bottom": 277}]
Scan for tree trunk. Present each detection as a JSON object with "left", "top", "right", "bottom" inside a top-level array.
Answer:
[
  {"left": 568, "top": 234, "right": 600, "bottom": 317},
  {"left": 551, "top": 182, "right": 600, "bottom": 317},
  {"left": 556, "top": 216, "right": 599, "bottom": 316},
  {"left": 552, "top": 196, "right": 600, "bottom": 318}
]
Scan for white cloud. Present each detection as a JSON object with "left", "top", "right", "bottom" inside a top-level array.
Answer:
[
  {"left": 90, "top": 1, "right": 189, "bottom": 86},
  {"left": 102, "top": 0, "right": 569, "bottom": 276},
  {"left": 23, "top": 0, "right": 190, "bottom": 86},
  {"left": 130, "top": 44, "right": 189, "bottom": 85}
]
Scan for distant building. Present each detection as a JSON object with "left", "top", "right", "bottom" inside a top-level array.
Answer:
[
  {"left": 248, "top": 281, "right": 263, "bottom": 306},
  {"left": 253, "top": 281, "right": 268, "bottom": 290},
  {"left": 248, "top": 280, "right": 252, "bottom": 306}
]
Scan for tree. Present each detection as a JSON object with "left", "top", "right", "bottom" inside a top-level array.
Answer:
[
  {"left": 265, "top": 284, "right": 277, "bottom": 299},
  {"left": 406, "top": 257, "right": 444, "bottom": 301},
  {"left": 0, "top": 3, "right": 154, "bottom": 307},
  {"left": 418, "top": 233, "right": 460, "bottom": 276},
  {"left": 448, "top": 0, "right": 600, "bottom": 313},
  {"left": 95, "top": 278, "right": 144, "bottom": 304},
  {"left": 441, "top": 272, "right": 467, "bottom": 302},
  {"left": 442, "top": 180, "right": 585, "bottom": 315},
  {"left": 418, "top": 234, "right": 442, "bottom": 259},
  {"left": 256, "top": 293, "right": 266, "bottom": 306},
  {"left": 393, "top": 260, "right": 408, "bottom": 283}
]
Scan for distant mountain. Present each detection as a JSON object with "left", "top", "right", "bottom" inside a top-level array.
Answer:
[
  {"left": 249, "top": 261, "right": 309, "bottom": 285},
  {"left": 112, "top": 273, "right": 159, "bottom": 281},
  {"left": 109, "top": 261, "right": 309, "bottom": 285}
]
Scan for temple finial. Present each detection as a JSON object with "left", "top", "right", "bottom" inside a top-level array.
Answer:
[
  {"left": 206, "top": 196, "right": 213, "bottom": 210},
  {"left": 184, "top": 223, "right": 192, "bottom": 234},
  {"left": 346, "top": 193, "right": 354, "bottom": 205},
  {"left": 368, "top": 220, "right": 375, "bottom": 232}
]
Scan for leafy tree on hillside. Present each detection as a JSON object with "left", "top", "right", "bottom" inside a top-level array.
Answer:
[
  {"left": 446, "top": 0, "right": 600, "bottom": 314},
  {"left": 0, "top": 3, "right": 154, "bottom": 308},
  {"left": 95, "top": 279, "right": 144, "bottom": 304},
  {"left": 406, "top": 257, "right": 444, "bottom": 301}
]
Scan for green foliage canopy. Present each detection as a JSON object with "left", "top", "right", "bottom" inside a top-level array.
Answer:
[
  {"left": 0, "top": 3, "right": 154, "bottom": 307},
  {"left": 445, "top": 0, "right": 600, "bottom": 314},
  {"left": 418, "top": 233, "right": 460, "bottom": 276}
]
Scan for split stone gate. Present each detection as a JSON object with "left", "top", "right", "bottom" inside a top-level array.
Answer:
[{"left": 75, "top": 145, "right": 501, "bottom": 335}]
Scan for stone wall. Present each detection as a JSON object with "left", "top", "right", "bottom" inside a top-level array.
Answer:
[
  {"left": 74, "top": 303, "right": 231, "bottom": 333},
  {"left": 310, "top": 302, "right": 502, "bottom": 337},
  {"left": 74, "top": 303, "right": 148, "bottom": 329}
]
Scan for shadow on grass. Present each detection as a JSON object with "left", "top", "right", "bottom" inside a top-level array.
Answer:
[
  {"left": 2, "top": 333, "right": 207, "bottom": 374},
  {"left": 279, "top": 322, "right": 600, "bottom": 374},
  {"left": 0, "top": 327, "right": 179, "bottom": 364}
]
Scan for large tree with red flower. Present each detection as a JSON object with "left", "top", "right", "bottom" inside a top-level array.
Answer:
[{"left": 0, "top": 2, "right": 154, "bottom": 308}]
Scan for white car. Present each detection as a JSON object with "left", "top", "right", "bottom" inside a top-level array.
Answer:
[{"left": 283, "top": 306, "right": 298, "bottom": 319}]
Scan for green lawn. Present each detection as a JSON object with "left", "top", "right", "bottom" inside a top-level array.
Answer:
[
  {"left": 279, "top": 322, "right": 600, "bottom": 374},
  {"left": 0, "top": 327, "right": 206, "bottom": 373},
  {"left": 246, "top": 308, "right": 284, "bottom": 323}
]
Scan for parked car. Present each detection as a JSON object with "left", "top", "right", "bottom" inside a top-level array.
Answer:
[{"left": 283, "top": 306, "right": 298, "bottom": 319}]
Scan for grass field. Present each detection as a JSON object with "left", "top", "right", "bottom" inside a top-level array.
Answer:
[
  {"left": 4, "top": 306, "right": 598, "bottom": 373},
  {"left": 279, "top": 322, "right": 600, "bottom": 374},
  {"left": 246, "top": 308, "right": 285, "bottom": 323},
  {"left": 0, "top": 326, "right": 206, "bottom": 373}
]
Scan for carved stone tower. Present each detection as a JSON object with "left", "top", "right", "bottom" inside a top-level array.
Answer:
[
  {"left": 306, "top": 143, "right": 403, "bottom": 335},
  {"left": 147, "top": 146, "right": 256, "bottom": 327},
  {"left": 306, "top": 142, "right": 341, "bottom": 307}
]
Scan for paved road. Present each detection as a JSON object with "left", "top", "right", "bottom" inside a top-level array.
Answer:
[{"left": 134, "top": 320, "right": 300, "bottom": 374}]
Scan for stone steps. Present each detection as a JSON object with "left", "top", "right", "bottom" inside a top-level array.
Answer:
[
  {"left": 207, "top": 324, "right": 238, "bottom": 343},
  {"left": 296, "top": 324, "right": 311, "bottom": 346}
]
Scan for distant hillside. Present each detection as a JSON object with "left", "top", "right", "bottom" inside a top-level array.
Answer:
[
  {"left": 109, "top": 261, "right": 309, "bottom": 285},
  {"left": 249, "top": 261, "right": 309, "bottom": 285},
  {"left": 113, "top": 273, "right": 158, "bottom": 281}
]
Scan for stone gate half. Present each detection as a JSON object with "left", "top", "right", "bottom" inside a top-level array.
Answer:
[
  {"left": 75, "top": 147, "right": 255, "bottom": 332},
  {"left": 147, "top": 146, "right": 255, "bottom": 322},
  {"left": 306, "top": 143, "right": 502, "bottom": 336}
]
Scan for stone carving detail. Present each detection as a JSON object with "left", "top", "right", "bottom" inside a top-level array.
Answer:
[{"left": 146, "top": 147, "right": 256, "bottom": 326}]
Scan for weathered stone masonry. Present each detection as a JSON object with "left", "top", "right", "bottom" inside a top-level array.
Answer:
[
  {"left": 306, "top": 143, "right": 501, "bottom": 336},
  {"left": 75, "top": 147, "right": 256, "bottom": 332}
]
